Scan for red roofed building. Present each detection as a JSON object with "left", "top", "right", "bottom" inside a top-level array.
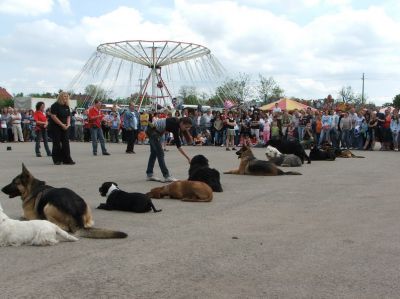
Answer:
[{"left": 0, "top": 87, "right": 12, "bottom": 100}]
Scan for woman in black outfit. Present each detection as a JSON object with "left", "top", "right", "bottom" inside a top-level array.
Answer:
[{"left": 49, "top": 92, "right": 75, "bottom": 165}]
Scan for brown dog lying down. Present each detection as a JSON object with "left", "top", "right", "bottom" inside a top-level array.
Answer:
[{"left": 146, "top": 181, "right": 213, "bottom": 202}]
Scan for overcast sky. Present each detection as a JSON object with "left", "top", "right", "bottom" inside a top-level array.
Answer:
[{"left": 1, "top": 0, "right": 399, "bottom": 105}]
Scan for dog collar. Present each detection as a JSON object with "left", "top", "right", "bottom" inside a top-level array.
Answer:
[{"left": 106, "top": 184, "right": 119, "bottom": 197}]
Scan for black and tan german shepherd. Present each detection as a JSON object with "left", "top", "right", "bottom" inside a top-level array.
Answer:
[
  {"left": 223, "top": 145, "right": 302, "bottom": 176},
  {"left": 1, "top": 164, "right": 127, "bottom": 239}
]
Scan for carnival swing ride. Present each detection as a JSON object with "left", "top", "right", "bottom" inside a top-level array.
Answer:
[{"left": 68, "top": 40, "right": 226, "bottom": 110}]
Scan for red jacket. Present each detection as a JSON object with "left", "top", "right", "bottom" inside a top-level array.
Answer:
[
  {"left": 88, "top": 106, "right": 103, "bottom": 128},
  {"left": 33, "top": 111, "right": 47, "bottom": 131}
]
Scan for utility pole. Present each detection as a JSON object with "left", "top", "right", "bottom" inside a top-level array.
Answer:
[{"left": 361, "top": 73, "right": 365, "bottom": 105}]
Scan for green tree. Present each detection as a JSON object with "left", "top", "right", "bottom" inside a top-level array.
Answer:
[
  {"left": 178, "top": 86, "right": 197, "bottom": 99},
  {"left": 393, "top": 94, "right": 400, "bottom": 109},
  {"left": 257, "top": 75, "right": 284, "bottom": 104},
  {"left": 28, "top": 92, "right": 57, "bottom": 98},
  {"left": 206, "top": 96, "right": 224, "bottom": 107},
  {"left": 214, "top": 73, "right": 251, "bottom": 104},
  {"left": 130, "top": 92, "right": 151, "bottom": 106},
  {"left": 0, "top": 99, "right": 14, "bottom": 108},
  {"left": 338, "top": 86, "right": 355, "bottom": 103},
  {"left": 84, "top": 84, "right": 108, "bottom": 100}
]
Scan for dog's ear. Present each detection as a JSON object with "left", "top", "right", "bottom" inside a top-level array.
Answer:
[{"left": 21, "top": 163, "right": 32, "bottom": 178}]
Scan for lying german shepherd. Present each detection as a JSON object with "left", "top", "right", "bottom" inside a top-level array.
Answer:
[
  {"left": 1, "top": 164, "right": 127, "bottom": 239},
  {"left": 320, "top": 143, "right": 365, "bottom": 158},
  {"left": 224, "top": 145, "right": 302, "bottom": 176}
]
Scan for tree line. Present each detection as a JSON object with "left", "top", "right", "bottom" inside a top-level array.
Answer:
[{"left": 3, "top": 74, "right": 400, "bottom": 109}]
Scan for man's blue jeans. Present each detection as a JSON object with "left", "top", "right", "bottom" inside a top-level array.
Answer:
[
  {"left": 90, "top": 127, "right": 107, "bottom": 154},
  {"left": 146, "top": 130, "right": 170, "bottom": 178}
]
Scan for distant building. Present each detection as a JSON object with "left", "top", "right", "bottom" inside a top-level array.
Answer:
[
  {"left": 0, "top": 87, "right": 12, "bottom": 101},
  {"left": 14, "top": 97, "right": 77, "bottom": 110}
]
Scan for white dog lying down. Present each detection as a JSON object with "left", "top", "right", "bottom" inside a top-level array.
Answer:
[
  {"left": 0, "top": 203, "right": 78, "bottom": 246},
  {"left": 265, "top": 145, "right": 302, "bottom": 167}
]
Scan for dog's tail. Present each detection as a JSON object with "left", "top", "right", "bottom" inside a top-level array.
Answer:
[
  {"left": 280, "top": 171, "right": 302, "bottom": 175},
  {"left": 351, "top": 154, "right": 365, "bottom": 158},
  {"left": 55, "top": 226, "right": 79, "bottom": 242},
  {"left": 76, "top": 227, "right": 128, "bottom": 239},
  {"left": 150, "top": 201, "right": 162, "bottom": 213}
]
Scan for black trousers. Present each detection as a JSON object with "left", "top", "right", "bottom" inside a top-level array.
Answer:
[
  {"left": 50, "top": 126, "right": 72, "bottom": 163},
  {"left": 126, "top": 129, "right": 138, "bottom": 152}
]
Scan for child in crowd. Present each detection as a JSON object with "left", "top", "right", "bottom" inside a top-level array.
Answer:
[
  {"left": 270, "top": 120, "right": 280, "bottom": 140},
  {"left": 262, "top": 120, "right": 270, "bottom": 145}
]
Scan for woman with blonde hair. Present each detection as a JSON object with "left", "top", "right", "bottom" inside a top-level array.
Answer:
[{"left": 48, "top": 92, "right": 75, "bottom": 165}]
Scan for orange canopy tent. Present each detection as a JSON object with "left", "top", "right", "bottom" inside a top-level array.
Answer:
[{"left": 259, "top": 98, "right": 314, "bottom": 111}]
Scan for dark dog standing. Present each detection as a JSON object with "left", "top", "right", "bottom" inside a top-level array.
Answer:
[
  {"left": 98, "top": 182, "right": 161, "bottom": 213},
  {"left": 266, "top": 139, "right": 311, "bottom": 164},
  {"left": 188, "top": 155, "right": 223, "bottom": 192}
]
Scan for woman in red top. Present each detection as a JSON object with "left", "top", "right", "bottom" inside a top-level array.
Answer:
[{"left": 33, "top": 101, "right": 52, "bottom": 157}]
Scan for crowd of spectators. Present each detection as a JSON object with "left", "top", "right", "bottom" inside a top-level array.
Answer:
[{"left": 1, "top": 103, "right": 399, "bottom": 152}]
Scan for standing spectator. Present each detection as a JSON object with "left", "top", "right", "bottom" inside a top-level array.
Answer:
[
  {"left": 110, "top": 112, "right": 120, "bottom": 143},
  {"left": 0, "top": 107, "right": 9, "bottom": 142},
  {"left": 381, "top": 109, "right": 392, "bottom": 150},
  {"left": 82, "top": 109, "right": 91, "bottom": 142},
  {"left": 272, "top": 102, "right": 281, "bottom": 115},
  {"left": 349, "top": 108, "right": 358, "bottom": 148},
  {"left": 213, "top": 112, "right": 224, "bottom": 146},
  {"left": 318, "top": 110, "right": 332, "bottom": 145},
  {"left": 281, "top": 110, "right": 292, "bottom": 136},
  {"left": 330, "top": 110, "right": 340, "bottom": 148},
  {"left": 314, "top": 114, "right": 322, "bottom": 144},
  {"left": 74, "top": 109, "right": 84, "bottom": 142},
  {"left": 262, "top": 118, "right": 270, "bottom": 145},
  {"left": 140, "top": 110, "right": 149, "bottom": 132},
  {"left": 101, "top": 111, "right": 112, "bottom": 141},
  {"left": 48, "top": 92, "right": 75, "bottom": 165},
  {"left": 88, "top": 99, "right": 110, "bottom": 156},
  {"left": 33, "top": 101, "right": 52, "bottom": 157},
  {"left": 390, "top": 109, "right": 400, "bottom": 151},
  {"left": 225, "top": 111, "right": 236, "bottom": 151},
  {"left": 22, "top": 110, "right": 33, "bottom": 142},
  {"left": 123, "top": 102, "right": 140, "bottom": 154},
  {"left": 250, "top": 113, "right": 261, "bottom": 144},
  {"left": 301, "top": 121, "right": 314, "bottom": 148},
  {"left": 200, "top": 109, "right": 213, "bottom": 134},
  {"left": 270, "top": 119, "right": 280, "bottom": 140},
  {"left": 297, "top": 110, "right": 307, "bottom": 142},
  {"left": 340, "top": 111, "right": 352, "bottom": 149},
  {"left": 69, "top": 111, "right": 76, "bottom": 141},
  {"left": 365, "top": 112, "right": 378, "bottom": 150},
  {"left": 354, "top": 110, "right": 365, "bottom": 150},
  {"left": 11, "top": 108, "right": 24, "bottom": 142}
]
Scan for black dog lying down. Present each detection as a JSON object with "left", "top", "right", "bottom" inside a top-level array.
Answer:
[
  {"left": 309, "top": 144, "right": 336, "bottom": 161},
  {"left": 188, "top": 154, "right": 223, "bottom": 192},
  {"left": 98, "top": 182, "right": 161, "bottom": 213},
  {"left": 266, "top": 139, "right": 311, "bottom": 164}
]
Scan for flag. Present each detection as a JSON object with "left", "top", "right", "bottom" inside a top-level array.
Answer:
[{"left": 224, "top": 99, "right": 235, "bottom": 109}]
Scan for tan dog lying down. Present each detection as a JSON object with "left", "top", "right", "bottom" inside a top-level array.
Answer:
[{"left": 147, "top": 181, "right": 213, "bottom": 202}]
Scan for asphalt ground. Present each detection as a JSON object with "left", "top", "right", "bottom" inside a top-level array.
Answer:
[{"left": 0, "top": 142, "right": 399, "bottom": 298}]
